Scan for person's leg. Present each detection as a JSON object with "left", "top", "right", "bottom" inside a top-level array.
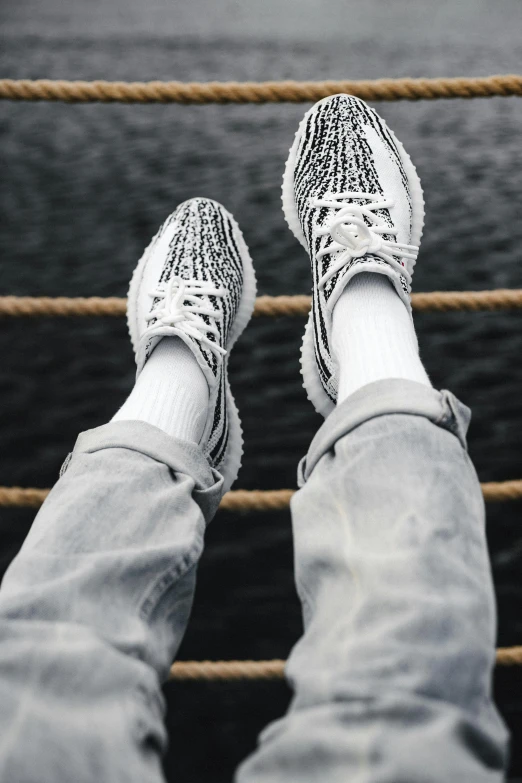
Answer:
[
  {"left": 0, "top": 422, "right": 220, "bottom": 783},
  {"left": 237, "top": 380, "right": 508, "bottom": 782},
  {"left": 236, "top": 95, "right": 508, "bottom": 781},
  {"left": 0, "top": 197, "right": 256, "bottom": 782}
]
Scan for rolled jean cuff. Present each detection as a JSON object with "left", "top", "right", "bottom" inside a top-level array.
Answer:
[
  {"left": 62, "top": 419, "right": 224, "bottom": 521},
  {"left": 297, "top": 379, "right": 471, "bottom": 487}
]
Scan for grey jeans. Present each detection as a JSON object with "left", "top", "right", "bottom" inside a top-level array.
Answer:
[{"left": 0, "top": 379, "right": 508, "bottom": 781}]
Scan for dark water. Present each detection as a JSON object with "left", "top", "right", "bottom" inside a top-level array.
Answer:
[{"left": 2, "top": 2, "right": 522, "bottom": 779}]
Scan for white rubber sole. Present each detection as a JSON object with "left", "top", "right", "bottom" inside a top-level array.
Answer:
[
  {"left": 281, "top": 94, "right": 425, "bottom": 418},
  {"left": 127, "top": 200, "right": 257, "bottom": 493}
]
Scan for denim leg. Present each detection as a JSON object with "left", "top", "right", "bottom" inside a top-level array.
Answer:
[
  {"left": 237, "top": 379, "right": 508, "bottom": 783},
  {"left": 0, "top": 420, "right": 223, "bottom": 783}
]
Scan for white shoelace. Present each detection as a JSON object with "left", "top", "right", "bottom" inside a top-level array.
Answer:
[
  {"left": 310, "top": 192, "right": 418, "bottom": 290},
  {"left": 144, "top": 275, "right": 227, "bottom": 359}
]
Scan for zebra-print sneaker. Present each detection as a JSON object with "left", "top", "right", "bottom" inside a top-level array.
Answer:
[
  {"left": 127, "top": 198, "right": 257, "bottom": 492},
  {"left": 282, "top": 94, "right": 424, "bottom": 418}
]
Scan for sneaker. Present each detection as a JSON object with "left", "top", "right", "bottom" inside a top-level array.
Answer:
[
  {"left": 127, "top": 197, "right": 257, "bottom": 492},
  {"left": 282, "top": 94, "right": 424, "bottom": 417}
]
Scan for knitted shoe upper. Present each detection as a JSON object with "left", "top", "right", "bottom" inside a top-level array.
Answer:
[
  {"left": 128, "top": 197, "right": 249, "bottom": 471},
  {"left": 288, "top": 94, "right": 422, "bottom": 411}
]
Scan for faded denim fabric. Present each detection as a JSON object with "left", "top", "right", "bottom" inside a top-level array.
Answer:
[
  {"left": 0, "top": 380, "right": 509, "bottom": 782},
  {"left": 238, "top": 380, "right": 508, "bottom": 783}
]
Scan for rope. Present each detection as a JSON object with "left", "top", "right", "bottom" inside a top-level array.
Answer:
[
  {"left": 1, "top": 75, "right": 522, "bottom": 104},
  {"left": 481, "top": 480, "right": 522, "bottom": 502},
  {"left": 0, "top": 487, "right": 296, "bottom": 510},
  {"left": 3, "top": 482, "right": 522, "bottom": 509},
  {"left": 0, "top": 297, "right": 128, "bottom": 317},
  {"left": 2, "top": 290, "right": 522, "bottom": 319},
  {"left": 169, "top": 647, "right": 522, "bottom": 679},
  {"left": 219, "top": 489, "right": 295, "bottom": 512},
  {"left": 495, "top": 647, "right": 522, "bottom": 666},
  {"left": 1, "top": 487, "right": 50, "bottom": 507},
  {"left": 0, "top": 295, "right": 311, "bottom": 318},
  {"left": 169, "top": 659, "right": 286, "bottom": 681},
  {"left": 411, "top": 289, "right": 522, "bottom": 312}
]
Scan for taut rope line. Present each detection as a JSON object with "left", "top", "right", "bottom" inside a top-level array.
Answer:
[
  {"left": 2, "top": 290, "right": 522, "bottom": 318},
  {"left": 167, "top": 647, "right": 522, "bottom": 680},
  {"left": 1, "top": 75, "right": 522, "bottom": 104},
  {"left": 2, "top": 483, "right": 522, "bottom": 509}
]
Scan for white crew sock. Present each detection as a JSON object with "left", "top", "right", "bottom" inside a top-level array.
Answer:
[
  {"left": 112, "top": 337, "right": 209, "bottom": 443},
  {"left": 331, "top": 272, "right": 431, "bottom": 403}
]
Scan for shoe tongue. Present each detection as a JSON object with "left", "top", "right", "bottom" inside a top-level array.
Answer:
[
  {"left": 137, "top": 326, "right": 218, "bottom": 390},
  {"left": 325, "top": 253, "right": 384, "bottom": 312}
]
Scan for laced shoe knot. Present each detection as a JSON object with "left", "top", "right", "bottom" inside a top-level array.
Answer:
[
  {"left": 329, "top": 217, "right": 384, "bottom": 258},
  {"left": 310, "top": 191, "right": 418, "bottom": 291},
  {"left": 145, "top": 275, "right": 228, "bottom": 359}
]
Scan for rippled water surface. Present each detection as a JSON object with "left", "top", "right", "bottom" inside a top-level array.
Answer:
[{"left": 2, "top": 1, "right": 522, "bottom": 779}]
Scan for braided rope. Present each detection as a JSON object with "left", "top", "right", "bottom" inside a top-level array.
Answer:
[
  {"left": 0, "top": 297, "right": 128, "bottom": 317},
  {"left": 219, "top": 489, "right": 295, "bottom": 512},
  {"left": 2, "top": 290, "right": 522, "bottom": 318},
  {"left": 0, "top": 486, "right": 296, "bottom": 510},
  {"left": 169, "top": 659, "right": 286, "bottom": 681},
  {"left": 3, "top": 482, "right": 522, "bottom": 509},
  {"left": 481, "top": 480, "right": 522, "bottom": 502},
  {"left": 1, "top": 487, "right": 50, "bottom": 507},
  {"left": 495, "top": 647, "right": 522, "bottom": 666},
  {"left": 411, "top": 289, "right": 522, "bottom": 312},
  {"left": 169, "top": 647, "right": 522, "bottom": 680},
  {"left": 1, "top": 75, "right": 522, "bottom": 104},
  {"left": 0, "top": 295, "right": 313, "bottom": 318}
]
